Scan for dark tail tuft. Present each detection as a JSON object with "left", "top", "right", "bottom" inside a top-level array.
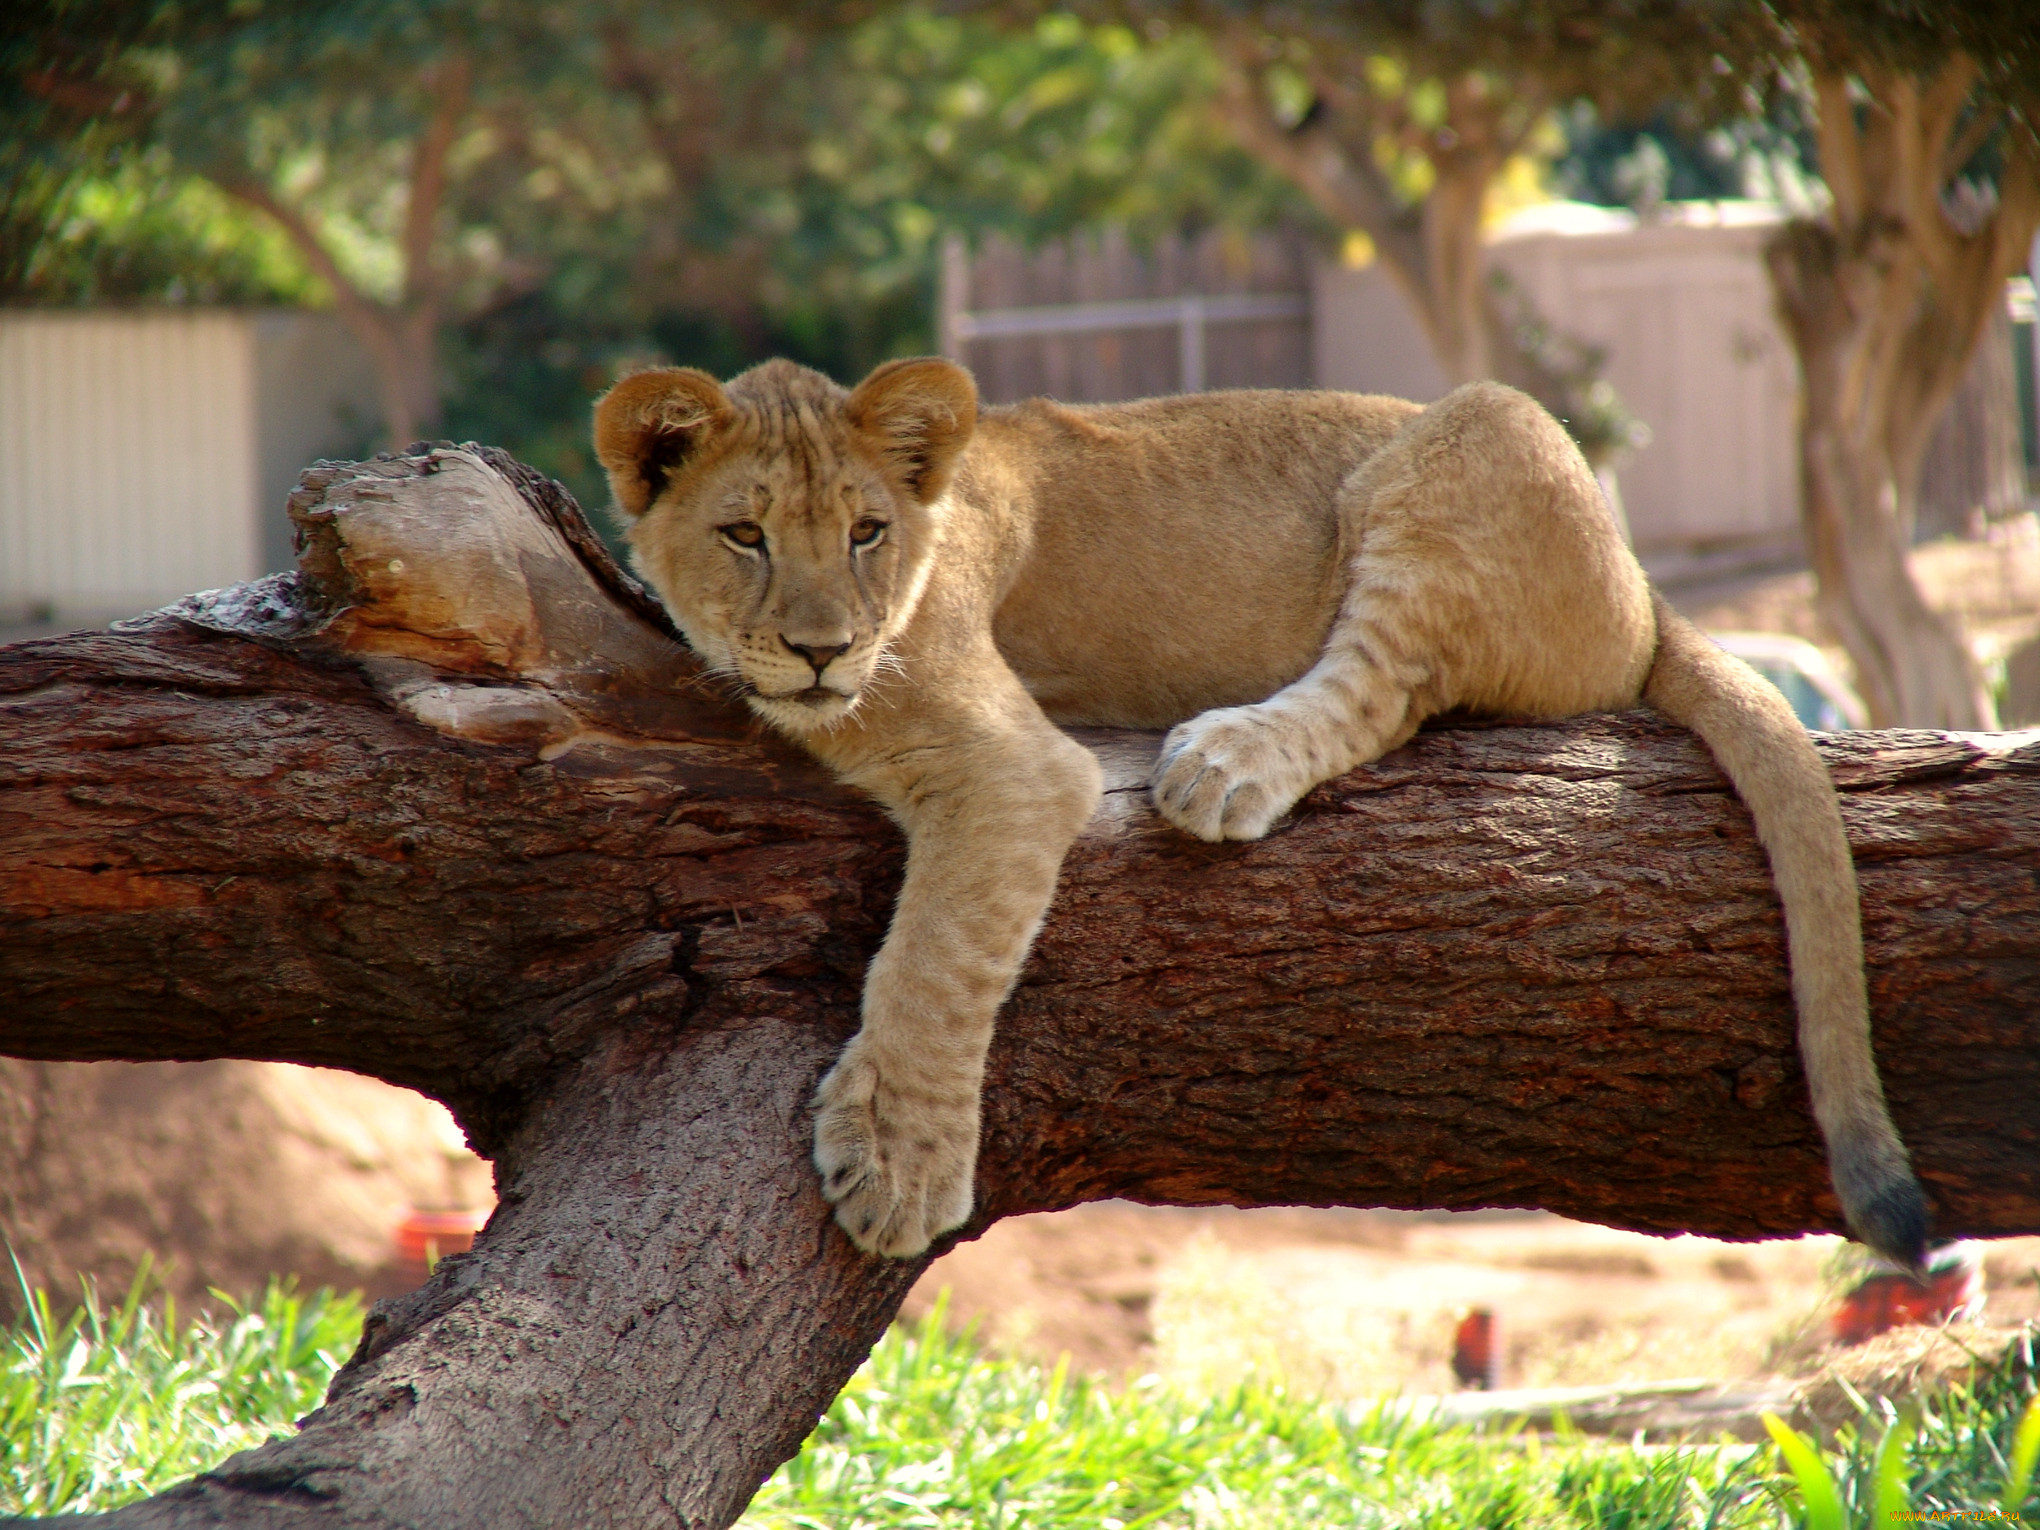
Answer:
[{"left": 1848, "top": 1174, "right": 1931, "bottom": 1276}]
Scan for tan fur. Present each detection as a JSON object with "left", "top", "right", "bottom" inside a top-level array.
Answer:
[{"left": 594, "top": 358, "right": 1926, "bottom": 1263}]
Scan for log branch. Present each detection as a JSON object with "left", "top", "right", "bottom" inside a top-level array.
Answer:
[{"left": 3, "top": 448, "right": 2037, "bottom": 1529}]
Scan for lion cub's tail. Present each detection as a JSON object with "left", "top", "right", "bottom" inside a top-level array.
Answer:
[{"left": 1644, "top": 593, "right": 1927, "bottom": 1269}]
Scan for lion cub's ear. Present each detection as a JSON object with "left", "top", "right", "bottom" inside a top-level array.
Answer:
[
  {"left": 592, "top": 368, "right": 733, "bottom": 519},
  {"left": 845, "top": 358, "right": 978, "bottom": 504}
]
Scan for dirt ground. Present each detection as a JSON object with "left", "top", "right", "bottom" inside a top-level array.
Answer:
[
  {"left": 906, "top": 1205, "right": 2040, "bottom": 1398},
  {"left": 0, "top": 1058, "right": 494, "bottom": 1320}
]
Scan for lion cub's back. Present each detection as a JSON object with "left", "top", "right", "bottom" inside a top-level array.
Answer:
[{"left": 984, "top": 390, "right": 1420, "bottom": 729}]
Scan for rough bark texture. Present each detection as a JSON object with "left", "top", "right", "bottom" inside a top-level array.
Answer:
[{"left": 3, "top": 447, "right": 2039, "bottom": 1529}]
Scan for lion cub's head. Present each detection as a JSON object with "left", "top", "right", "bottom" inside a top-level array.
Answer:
[{"left": 594, "top": 357, "right": 977, "bottom": 734}]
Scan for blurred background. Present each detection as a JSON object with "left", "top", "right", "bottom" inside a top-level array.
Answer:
[{"left": 3, "top": 0, "right": 2039, "bottom": 1416}]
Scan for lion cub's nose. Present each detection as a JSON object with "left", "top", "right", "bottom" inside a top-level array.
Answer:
[{"left": 783, "top": 637, "right": 850, "bottom": 676}]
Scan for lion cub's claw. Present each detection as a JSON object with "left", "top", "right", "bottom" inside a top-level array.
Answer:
[
  {"left": 812, "top": 1040, "right": 978, "bottom": 1258},
  {"left": 1151, "top": 705, "right": 1313, "bottom": 842}
]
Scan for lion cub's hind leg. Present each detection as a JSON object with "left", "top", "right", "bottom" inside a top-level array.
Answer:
[{"left": 1151, "top": 382, "right": 1649, "bottom": 842}]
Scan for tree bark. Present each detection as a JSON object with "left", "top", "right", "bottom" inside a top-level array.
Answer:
[{"left": 3, "top": 446, "right": 2039, "bottom": 1529}]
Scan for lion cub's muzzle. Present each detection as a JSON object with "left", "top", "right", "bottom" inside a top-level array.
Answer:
[{"left": 736, "top": 630, "right": 876, "bottom": 732}]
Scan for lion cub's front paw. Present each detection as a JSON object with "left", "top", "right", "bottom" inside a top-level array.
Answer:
[
  {"left": 1151, "top": 705, "right": 1317, "bottom": 841},
  {"left": 812, "top": 1038, "right": 979, "bottom": 1258}
]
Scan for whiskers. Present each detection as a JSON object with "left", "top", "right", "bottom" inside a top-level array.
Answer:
[
  {"left": 823, "top": 645, "right": 907, "bottom": 728},
  {"left": 860, "top": 645, "right": 909, "bottom": 696},
  {"left": 668, "top": 630, "right": 903, "bottom": 733},
  {"left": 672, "top": 652, "right": 753, "bottom": 705}
]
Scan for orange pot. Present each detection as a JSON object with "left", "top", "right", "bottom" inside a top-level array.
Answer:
[{"left": 395, "top": 1207, "right": 490, "bottom": 1280}]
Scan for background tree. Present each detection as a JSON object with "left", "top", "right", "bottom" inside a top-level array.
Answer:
[
  {"left": 1176, "top": 1, "right": 1774, "bottom": 461},
  {"left": 7, "top": 1, "right": 876, "bottom": 455},
  {"left": 1751, "top": 0, "right": 2039, "bottom": 729},
  {"left": 1, "top": 1, "right": 324, "bottom": 304},
  {"left": 8, "top": 0, "right": 588, "bottom": 447},
  {"left": 436, "top": 7, "right": 1304, "bottom": 504}
]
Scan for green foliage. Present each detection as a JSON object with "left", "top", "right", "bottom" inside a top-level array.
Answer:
[
  {"left": 745, "top": 1309, "right": 2040, "bottom": 1529},
  {"left": 804, "top": 11, "right": 1304, "bottom": 261},
  {"left": 441, "top": 7, "right": 1304, "bottom": 501},
  {"left": 8, "top": 147, "right": 324, "bottom": 304},
  {"left": 1757, "top": 1335, "right": 2040, "bottom": 1528},
  {"left": 0, "top": 0, "right": 362, "bottom": 293},
  {"left": 11, "top": 1, "right": 1307, "bottom": 473},
  {"left": 1551, "top": 97, "right": 1825, "bottom": 217},
  {"left": 12, "top": 0, "right": 2028, "bottom": 491},
  {"left": 1870, "top": 1411, "right": 1918, "bottom": 1525},
  {"left": 0, "top": 1259, "right": 364, "bottom": 1517},
  {"left": 1762, "top": 1412, "right": 1849, "bottom": 1530},
  {"left": 1768, "top": 0, "right": 2040, "bottom": 114},
  {"left": 2006, "top": 1389, "right": 2040, "bottom": 1514},
  {"left": 1212, "top": 0, "right": 1780, "bottom": 125}
]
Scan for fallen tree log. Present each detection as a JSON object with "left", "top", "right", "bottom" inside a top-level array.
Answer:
[{"left": 2, "top": 445, "right": 2037, "bottom": 1529}]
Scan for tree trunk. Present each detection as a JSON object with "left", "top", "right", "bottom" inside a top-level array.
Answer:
[
  {"left": 3, "top": 446, "right": 2039, "bottom": 1529},
  {"left": 1765, "top": 218, "right": 1996, "bottom": 732},
  {"left": 347, "top": 304, "right": 444, "bottom": 451},
  {"left": 1760, "top": 59, "right": 2040, "bottom": 731},
  {"left": 1211, "top": 39, "right": 1508, "bottom": 387},
  {"left": 211, "top": 195, "right": 447, "bottom": 452},
  {"left": 1212, "top": 43, "right": 1630, "bottom": 462},
  {"left": 215, "top": 54, "right": 469, "bottom": 451}
]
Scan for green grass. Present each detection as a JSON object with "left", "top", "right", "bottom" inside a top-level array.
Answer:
[
  {"left": 1760, "top": 1330, "right": 2040, "bottom": 1529},
  {"left": 0, "top": 1259, "right": 364, "bottom": 1517},
  {"left": 6, "top": 1270, "right": 2039, "bottom": 1529},
  {"left": 739, "top": 1299, "right": 1779, "bottom": 1530}
]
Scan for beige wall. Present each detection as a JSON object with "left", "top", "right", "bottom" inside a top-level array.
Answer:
[
  {"left": 1487, "top": 205, "right": 1801, "bottom": 564},
  {"left": 1311, "top": 261, "right": 1452, "bottom": 404},
  {"left": 0, "top": 309, "right": 376, "bottom": 624},
  {"left": 1, "top": 310, "right": 257, "bottom": 619},
  {"left": 1312, "top": 204, "right": 1803, "bottom": 569}
]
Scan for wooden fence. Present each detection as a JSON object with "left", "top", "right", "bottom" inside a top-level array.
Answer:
[{"left": 937, "top": 228, "right": 1312, "bottom": 405}]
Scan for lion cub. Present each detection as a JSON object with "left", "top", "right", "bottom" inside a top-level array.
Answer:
[{"left": 594, "top": 356, "right": 1926, "bottom": 1267}]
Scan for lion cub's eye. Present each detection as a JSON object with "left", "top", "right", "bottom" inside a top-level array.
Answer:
[
  {"left": 719, "top": 521, "right": 766, "bottom": 551},
  {"left": 849, "top": 518, "right": 887, "bottom": 548}
]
